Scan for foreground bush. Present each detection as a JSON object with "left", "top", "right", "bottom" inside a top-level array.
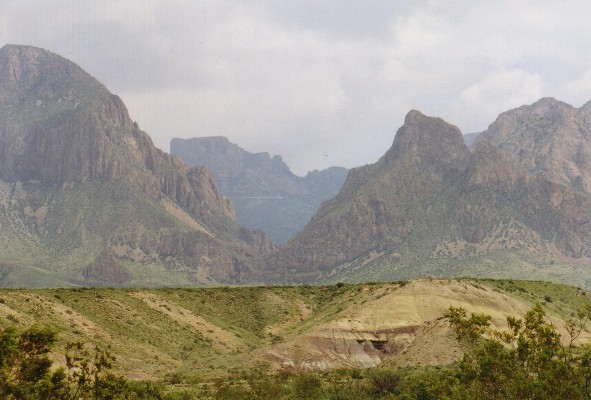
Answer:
[
  {"left": 199, "top": 302, "right": 591, "bottom": 399},
  {"left": 0, "top": 325, "right": 163, "bottom": 399},
  {"left": 444, "top": 302, "right": 591, "bottom": 399}
]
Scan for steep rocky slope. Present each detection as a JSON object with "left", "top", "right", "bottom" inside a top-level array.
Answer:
[
  {"left": 0, "top": 45, "right": 273, "bottom": 287},
  {"left": 171, "top": 137, "right": 347, "bottom": 243},
  {"left": 267, "top": 110, "right": 591, "bottom": 286},
  {"left": 478, "top": 97, "right": 591, "bottom": 193}
]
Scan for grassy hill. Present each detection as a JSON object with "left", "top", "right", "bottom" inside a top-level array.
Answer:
[{"left": 0, "top": 279, "right": 589, "bottom": 386}]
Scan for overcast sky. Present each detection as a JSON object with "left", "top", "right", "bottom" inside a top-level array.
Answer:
[{"left": 3, "top": 1, "right": 591, "bottom": 175}]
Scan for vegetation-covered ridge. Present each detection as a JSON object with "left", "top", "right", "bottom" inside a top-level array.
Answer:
[
  {"left": 0, "top": 280, "right": 588, "bottom": 375},
  {"left": 2, "top": 279, "right": 591, "bottom": 398}
]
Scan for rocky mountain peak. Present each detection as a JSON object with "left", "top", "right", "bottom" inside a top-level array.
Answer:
[
  {"left": 0, "top": 46, "right": 277, "bottom": 286},
  {"left": 404, "top": 109, "right": 427, "bottom": 122},
  {"left": 0, "top": 46, "right": 238, "bottom": 228},
  {"left": 0, "top": 45, "right": 68, "bottom": 88},
  {"left": 267, "top": 100, "right": 591, "bottom": 284},
  {"left": 0, "top": 44, "right": 141, "bottom": 184},
  {"left": 531, "top": 96, "right": 572, "bottom": 108},
  {"left": 384, "top": 109, "right": 466, "bottom": 166},
  {"left": 478, "top": 98, "right": 591, "bottom": 192},
  {"left": 527, "top": 97, "right": 575, "bottom": 122},
  {"left": 0, "top": 45, "right": 113, "bottom": 108}
]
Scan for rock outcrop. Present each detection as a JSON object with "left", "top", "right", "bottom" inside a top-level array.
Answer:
[{"left": 478, "top": 97, "right": 591, "bottom": 193}]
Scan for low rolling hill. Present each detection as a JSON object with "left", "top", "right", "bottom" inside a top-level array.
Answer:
[{"left": 0, "top": 279, "right": 588, "bottom": 381}]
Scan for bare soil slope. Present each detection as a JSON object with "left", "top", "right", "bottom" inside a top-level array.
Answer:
[{"left": 261, "top": 279, "right": 591, "bottom": 370}]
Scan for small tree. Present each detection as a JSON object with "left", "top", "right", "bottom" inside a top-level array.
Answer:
[
  {"left": 0, "top": 325, "right": 67, "bottom": 399},
  {"left": 0, "top": 325, "right": 163, "bottom": 399},
  {"left": 62, "top": 341, "right": 130, "bottom": 399},
  {"left": 445, "top": 303, "right": 591, "bottom": 400}
]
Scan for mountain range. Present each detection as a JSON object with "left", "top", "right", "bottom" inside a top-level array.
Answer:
[
  {"left": 0, "top": 44, "right": 273, "bottom": 287},
  {"left": 0, "top": 44, "right": 590, "bottom": 288},
  {"left": 267, "top": 105, "right": 591, "bottom": 287},
  {"left": 170, "top": 137, "right": 347, "bottom": 244}
]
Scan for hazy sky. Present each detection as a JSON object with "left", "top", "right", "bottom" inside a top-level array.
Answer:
[{"left": 3, "top": 1, "right": 591, "bottom": 175}]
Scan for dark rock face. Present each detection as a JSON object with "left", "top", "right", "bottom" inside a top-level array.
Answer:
[
  {"left": 0, "top": 45, "right": 132, "bottom": 183},
  {"left": 171, "top": 137, "right": 348, "bottom": 243},
  {"left": 383, "top": 110, "right": 467, "bottom": 167},
  {"left": 84, "top": 253, "right": 132, "bottom": 285},
  {"left": 0, "top": 45, "right": 273, "bottom": 287},
  {"left": 0, "top": 46, "right": 235, "bottom": 224},
  {"left": 267, "top": 109, "right": 591, "bottom": 283}
]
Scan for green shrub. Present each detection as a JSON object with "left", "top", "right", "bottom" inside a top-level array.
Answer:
[
  {"left": 0, "top": 324, "right": 165, "bottom": 399},
  {"left": 292, "top": 373, "right": 323, "bottom": 399}
]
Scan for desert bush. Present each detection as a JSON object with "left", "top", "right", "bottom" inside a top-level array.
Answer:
[
  {"left": 0, "top": 324, "right": 164, "bottom": 399},
  {"left": 445, "top": 302, "right": 591, "bottom": 399}
]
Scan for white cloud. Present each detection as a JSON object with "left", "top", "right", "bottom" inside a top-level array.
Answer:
[
  {"left": 0, "top": 16, "right": 6, "bottom": 42},
  {"left": 90, "top": 0, "right": 161, "bottom": 26},
  {"left": 392, "top": 6, "right": 450, "bottom": 58},
  {"left": 557, "top": 69, "right": 591, "bottom": 107},
  {"left": 450, "top": 69, "right": 544, "bottom": 132},
  {"left": 459, "top": 70, "right": 544, "bottom": 105},
  {"left": 3, "top": 1, "right": 591, "bottom": 174}
]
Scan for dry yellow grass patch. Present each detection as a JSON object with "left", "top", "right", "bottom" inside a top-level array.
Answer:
[{"left": 129, "top": 291, "right": 245, "bottom": 352}]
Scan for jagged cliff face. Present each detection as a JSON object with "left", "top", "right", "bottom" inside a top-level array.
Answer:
[
  {"left": 0, "top": 45, "right": 273, "bottom": 287},
  {"left": 478, "top": 98, "right": 591, "bottom": 193},
  {"left": 0, "top": 45, "right": 133, "bottom": 183},
  {"left": 267, "top": 109, "right": 591, "bottom": 285},
  {"left": 0, "top": 46, "right": 234, "bottom": 223},
  {"left": 171, "top": 137, "right": 347, "bottom": 243}
]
